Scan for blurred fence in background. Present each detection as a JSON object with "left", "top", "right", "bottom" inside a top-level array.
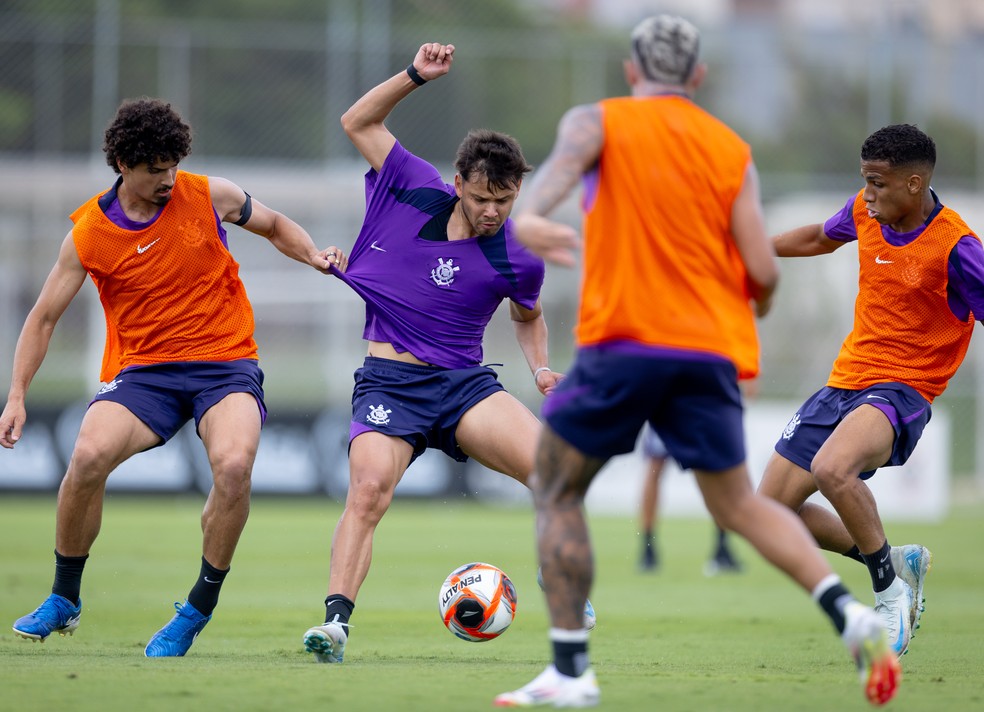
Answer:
[{"left": 2, "top": 0, "right": 984, "bottom": 503}]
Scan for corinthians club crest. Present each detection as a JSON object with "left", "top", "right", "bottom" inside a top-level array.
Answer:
[
  {"left": 431, "top": 257, "right": 460, "bottom": 286},
  {"left": 367, "top": 403, "right": 392, "bottom": 426},
  {"left": 782, "top": 412, "right": 801, "bottom": 440}
]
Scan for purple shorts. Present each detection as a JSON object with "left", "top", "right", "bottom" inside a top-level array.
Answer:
[
  {"left": 91, "top": 360, "right": 266, "bottom": 446},
  {"left": 542, "top": 345, "right": 745, "bottom": 471},
  {"left": 349, "top": 357, "right": 505, "bottom": 462},
  {"left": 775, "top": 383, "right": 930, "bottom": 480}
]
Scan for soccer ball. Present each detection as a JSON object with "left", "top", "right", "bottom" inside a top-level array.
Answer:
[{"left": 438, "top": 562, "right": 517, "bottom": 642}]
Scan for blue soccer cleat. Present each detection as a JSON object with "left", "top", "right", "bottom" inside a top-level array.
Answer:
[
  {"left": 12, "top": 594, "right": 82, "bottom": 642},
  {"left": 873, "top": 577, "right": 914, "bottom": 657},
  {"left": 891, "top": 544, "right": 931, "bottom": 635},
  {"left": 145, "top": 600, "right": 211, "bottom": 657}
]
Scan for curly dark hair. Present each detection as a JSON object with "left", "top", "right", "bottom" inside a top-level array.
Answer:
[
  {"left": 103, "top": 98, "right": 192, "bottom": 173},
  {"left": 454, "top": 129, "right": 532, "bottom": 191},
  {"left": 861, "top": 124, "right": 936, "bottom": 171}
]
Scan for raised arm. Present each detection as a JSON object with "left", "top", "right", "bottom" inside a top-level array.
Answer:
[
  {"left": 512, "top": 103, "right": 603, "bottom": 267},
  {"left": 340, "top": 42, "right": 455, "bottom": 172},
  {"left": 1, "top": 232, "right": 88, "bottom": 448},
  {"left": 208, "top": 176, "right": 343, "bottom": 274},
  {"left": 773, "top": 223, "right": 846, "bottom": 257}
]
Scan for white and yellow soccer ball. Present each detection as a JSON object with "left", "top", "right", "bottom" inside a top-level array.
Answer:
[{"left": 438, "top": 562, "right": 517, "bottom": 642}]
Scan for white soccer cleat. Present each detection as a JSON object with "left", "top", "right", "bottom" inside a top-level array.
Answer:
[
  {"left": 872, "top": 576, "right": 913, "bottom": 657},
  {"left": 303, "top": 620, "right": 348, "bottom": 664},
  {"left": 842, "top": 601, "right": 902, "bottom": 706},
  {"left": 494, "top": 665, "right": 600, "bottom": 708},
  {"left": 890, "top": 544, "right": 931, "bottom": 633}
]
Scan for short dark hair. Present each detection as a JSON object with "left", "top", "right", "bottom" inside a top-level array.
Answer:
[
  {"left": 454, "top": 129, "right": 532, "bottom": 191},
  {"left": 103, "top": 98, "right": 192, "bottom": 173},
  {"left": 861, "top": 124, "right": 936, "bottom": 171}
]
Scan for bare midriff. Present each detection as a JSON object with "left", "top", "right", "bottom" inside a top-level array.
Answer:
[{"left": 367, "top": 340, "right": 434, "bottom": 366}]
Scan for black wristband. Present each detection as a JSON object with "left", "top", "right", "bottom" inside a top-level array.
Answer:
[{"left": 406, "top": 63, "right": 427, "bottom": 86}]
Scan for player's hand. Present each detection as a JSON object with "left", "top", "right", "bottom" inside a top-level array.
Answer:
[
  {"left": 316, "top": 246, "right": 348, "bottom": 274},
  {"left": 0, "top": 400, "right": 26, "bottom": 449},
  {"left": 753, "top": 292, "right": 773, "bottom": 318},
  {"left": 413, "top": 43, "right": 454, "bottom": 81},
  {"left": 534, "top": 368, "right": 564, "bottom": 396},
  {"left": 513, "top": 214, "right": 581, "bottom": 268}
]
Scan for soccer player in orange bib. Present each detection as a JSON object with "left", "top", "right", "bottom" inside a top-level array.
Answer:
[
  {"left": 494, "top": 15, "right": 900, "bottom": 708},
  {"left": 759, "top": 124, "right": 974, "bottom": 659},
  {"left": 2, "top": 98, "right": 343, "bottom": 657}
]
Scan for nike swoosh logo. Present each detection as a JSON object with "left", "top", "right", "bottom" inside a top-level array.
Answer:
[
  {"left": 137, "top": 238, "right": 161, "bottom": 254},
  {"left": 875, "top": 255, "right": 894, "bottom": 264},
  {"left": 866, "top": 395, "right": 890, "bottom": 402},
  {"left": 370, "top": 241, "right": 386, "bottom": 252},
  {"left": 204, "top": 577, "right": 222, "bottom": 584},
  {"left": 890, "top": 609, "right": 906, "bottom": 653}
]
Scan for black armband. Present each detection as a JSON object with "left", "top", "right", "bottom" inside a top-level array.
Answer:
[
  {"left": 406, "top": 64, "right": 427, "bottom": 86},
  {"left": 233, "top": 192, "right": 252, "bottom": 226}
]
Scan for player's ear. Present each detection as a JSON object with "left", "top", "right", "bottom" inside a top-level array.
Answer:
[
  {"left": 688, "top": 63, "right": 708, "bottom": 92},
  {"left": 622, "top": 58, "right": 639, "bottom": 87},
  {"left": 453, "top": 173, "right": 463, "bottom": 197}
]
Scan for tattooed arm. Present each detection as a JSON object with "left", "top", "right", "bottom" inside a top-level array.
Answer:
[{"left": 513, "top": 103, "right": 603, "bottom": 267}]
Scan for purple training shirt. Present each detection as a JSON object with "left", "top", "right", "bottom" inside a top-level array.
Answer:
[{"left": 330, "top": 142, "right": 545, "bottom": 369}]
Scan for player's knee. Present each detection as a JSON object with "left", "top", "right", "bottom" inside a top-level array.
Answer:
[
  {"left": 66, "top": 439, "right": 115, "bottom": 484},
  {"left": 210, "top": 447, "right": 253, "bottom": 479},
  {"left": 346, "top": 477, "right": 394, "bottom": 522},
  {"left": 809, "top": 456, "right": 852, "bottom": 497}
]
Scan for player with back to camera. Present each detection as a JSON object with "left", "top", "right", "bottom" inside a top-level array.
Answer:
[
  {"left": 1, "top": 97, "right": 343, "bottom": 657},
  {"left": 300, "top": 42, "right": 594, "bottom": 665},
  {"left": 493, "top": 15, "right": 900, "bottom": 708},
  {"left": 758, "top": 123, "right": 983, "bottom": 658}
]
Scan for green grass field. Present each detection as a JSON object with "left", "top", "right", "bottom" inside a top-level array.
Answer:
[{"left": 1, "top": 494, "right": 982, "bottom": 711}]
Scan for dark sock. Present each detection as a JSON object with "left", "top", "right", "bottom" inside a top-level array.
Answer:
[
  {"left": 712, "top": 527, "right": 731, "bottom": 558},
  {"left": 52, "top": 550, "right": 88, "bottom": 606},
  {"left": 860, "top": 540, "right": 895, "bottom": 593},
  {"left": 325, "top": 594, "right": 355, "bottom": 635},
  {"left": 716, "top": 527, "right": 727, "bottom": 548},
  {"left": 816, "top": 581, "right": 853, "bottom": 635},
  {"left": 552, "top": 636, "right": 589, "bottom": 678},
  {"left": 842, "top": 545, "right": 866, "bottom": 564},
  {"left": 187, "top": 557, "right": 229, "bottom": 617}
]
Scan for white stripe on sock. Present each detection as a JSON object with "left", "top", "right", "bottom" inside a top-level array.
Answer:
[{"left": 549, "top": 627, "right": 589, "bottom": 643}]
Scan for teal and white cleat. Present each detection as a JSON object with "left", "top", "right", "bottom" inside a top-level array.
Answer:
[{"left": 303, "top": 620, "right": 348, "bottom": 664}]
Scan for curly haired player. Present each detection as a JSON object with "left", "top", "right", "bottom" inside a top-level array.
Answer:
[{"left": 3, "top": 97, "right": 342, "bottom": 657}]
